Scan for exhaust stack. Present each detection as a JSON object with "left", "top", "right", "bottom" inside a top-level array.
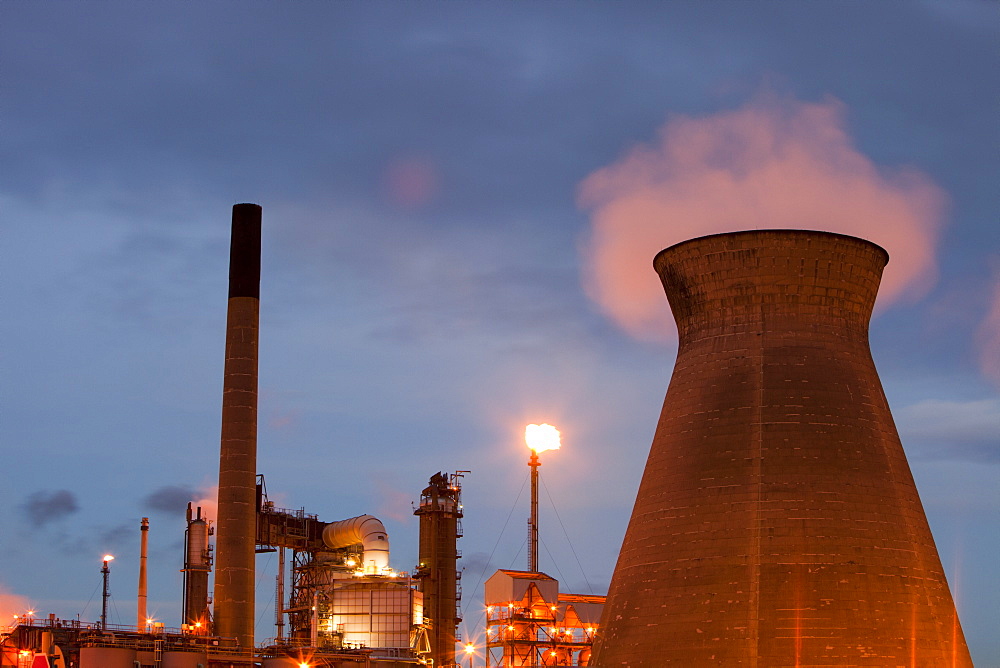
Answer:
[
  {"left": 137, "top": 517, "right": 148, "bottom": 629},
  {"left": 212, "top": 203, "right": 262, "bottom": 650}
]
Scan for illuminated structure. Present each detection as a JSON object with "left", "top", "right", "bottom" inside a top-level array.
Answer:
[
  {"left": 594, "top": 230, "right": 972, "bottom": 666},
  {"left": 414, "top": 471, "right": 466, "bottom": 668},
  {"left": 484, "top": 426, "right": 602, "bottom": 667},
  {"left": 484, "top": 571, "right": 602, "bottom": 667},
  {"left": 181, "top": 503, "right": 212, "bottom": 628},
  {"left": 524, "top": 425, "right": 560, "bottom": 574}
]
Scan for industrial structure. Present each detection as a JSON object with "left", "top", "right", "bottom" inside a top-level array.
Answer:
[
  {"left": 414, "top": 471, "right": 466, "bottom": 668},
  {"left": 481, "top": 426, "right": 604, "bottom": 667},
  {"left": 1, "top": 214, "right": 973, "bottom": 667},
  {"left": 593, "top": 230, "right": 973, "bottom": 666},
  {"left": 484, "top": 572, "right": 602, "bottom": 667},
  {"left": 0, "top": 205, "right": 466, "bottom": 668}
]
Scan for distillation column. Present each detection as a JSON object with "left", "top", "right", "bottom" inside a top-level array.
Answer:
[
  {"left": 183, "top": 503, "right": 212, "bottom": 628},
  {"left": 415, "top": 472, "right": 464, "bottom": 668},
  {"left": 594, "top": 230, "right": 971, "bottom": 666},
  {"left": 213, "top": 203, "right": 262, "bottom": 651}
]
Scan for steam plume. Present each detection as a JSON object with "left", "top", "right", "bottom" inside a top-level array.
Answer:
[
  {"left": 976, "top": 266, "right": 1000, "bottom": 387},
  {"left": 0, "top": 583, "right": 30, "bottom": 626},
  {"left": 578, "top": 92, "right": 948, "bottom": 341}
]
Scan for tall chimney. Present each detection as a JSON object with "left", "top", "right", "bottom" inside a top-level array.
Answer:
[
  {"left": 213, "top": 203, "right": 262, "bottom": 651},
  {"left": 594, "top": 230, "right": 972, "bottom": 666},
  {"left": 137, "top": 517, "right": 149, "bottom": 630}
]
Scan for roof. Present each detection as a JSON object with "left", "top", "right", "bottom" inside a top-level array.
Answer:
[{"left": 495, "top": 569, "right": 556, "bottom": 581}]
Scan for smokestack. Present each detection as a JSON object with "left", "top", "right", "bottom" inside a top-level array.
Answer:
[
  {"left": 213, "top": 203, "right": 261, "bottom": 651},
  {"left": 594, "top": 230, "right": 972, "bottom": 666},
  {"left": 137, "top": 517, "right": 148, "bottom": 630}
]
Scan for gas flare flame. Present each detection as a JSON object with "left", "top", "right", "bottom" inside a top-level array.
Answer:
[{"left": 525, "top": 424, "right": 561, "bottom": 453}]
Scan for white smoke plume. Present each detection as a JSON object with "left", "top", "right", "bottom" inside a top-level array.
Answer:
[
  {"left": 0, "top": 583, "right": 30, "bottom": 629},
  {"left": 578, "top": 92, "right": 948, "bottom": 341},
  {"left": 975, "top": 263, "right": 1000, "bottom": 388}
]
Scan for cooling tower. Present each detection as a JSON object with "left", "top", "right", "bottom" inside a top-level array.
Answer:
[
  {"left": 213, "top": 203, "right": 262, "bottom": 651},
  {"left": 593, "top": 230, "right": 971, "bottom": 667}
]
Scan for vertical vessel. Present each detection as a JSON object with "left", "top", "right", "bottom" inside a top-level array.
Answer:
[
  {"left": 212, "top": 203, "right": 262, "bottom": 651},
  {"left": 415, "top": 472, "right": 464, "bottom": 668},
  {"left": 594, "top": 230, "right": 971, "bottom": 666}
]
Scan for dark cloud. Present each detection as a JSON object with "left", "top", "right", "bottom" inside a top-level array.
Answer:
[
  {"left": 100, "top": 523, "right": 134, "bottom": 549},
  {"left": 899, "top": 399, "right": 1000, "bottom": 463},
  {"left": 143, "top": 485, "right": 197, "bottom": 515},
  {"left": 21, "top": 490, "right": 79, "bottom": 527}
]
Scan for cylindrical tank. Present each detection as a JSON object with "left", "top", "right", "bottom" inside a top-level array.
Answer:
[
  {"left": 79, "top": 647, "right": 137, "bottom": 668},
  {"left": 161, "top": 651, "right": 209, "bottom": 668},
  {"left": 594, "top": 230, "right": 972, "bottom": 666},
  {"left": 183, "top": 503, "right": 211, "bottom": 626},
  {"left": 213, "top": 203, "right": 262, "bottom": 650},
  {"left": 261, "top": 658, "right": 302, "bottom": 668}
]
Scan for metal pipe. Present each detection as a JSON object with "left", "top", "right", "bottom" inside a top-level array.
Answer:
[
  {"left": 213, "top": 203, "right": 262, "bottom": 651},
  {"left": 275, "top": 547, "right": 285, "bottom": 641},
  {"left": 322, "top": 515, "right": 390, "bottom": 573},
  {"left": 528, "top": 451, "right": 539, "bottom": 573},
  {"left": 101, "top": 557, "right": 112, "bottom": 629},
  {"left": 137, "top": 517, "right": 149, "bottom": 630}
]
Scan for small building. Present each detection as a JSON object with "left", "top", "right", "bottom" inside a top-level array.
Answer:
[{"left": 484, "top": 570, "right": 603, "bottom": 667}]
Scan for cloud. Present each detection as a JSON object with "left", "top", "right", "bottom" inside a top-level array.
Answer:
[
  {"left": 0, "top": 583, "right": 31, "bottom": 626},
  {"left": 192, "top": 485, "right": 218, "bottom": 525},
  {"left": 975, "top": 262, "right": 1000, "bottom": 387},
  {"left": 577, "top": 91, "right": 948, "bottom": 341},
  {"left": 21, "top": 490, "right": 79, "bottom": 527},
  {"left": 372, "top": 477, "right": 414, "bottom": 524},
  {"left": 143, "top": 485, "right": 197, "bottom": 515},
  {"left": 898, "top": 398, "right": 1000, "bottom": 462}
]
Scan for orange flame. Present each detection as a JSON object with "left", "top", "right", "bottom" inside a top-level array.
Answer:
[{"left": 525, "top": 424, "right": 561, "bottom": 453}]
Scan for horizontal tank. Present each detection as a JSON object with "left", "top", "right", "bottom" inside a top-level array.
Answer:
[
  {"left": 80, "top": 647, "right": 137, "bottom": 668},
  {"left": 162, "top": 651, "right": 209, "bottom": 668}
]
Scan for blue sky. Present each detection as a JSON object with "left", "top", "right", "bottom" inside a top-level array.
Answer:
[{"left": 2, "top": 1, "right": 997, "bottom": 664}]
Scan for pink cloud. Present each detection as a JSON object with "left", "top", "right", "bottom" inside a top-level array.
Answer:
[
  {"left": 578, "top": 92, "right": 948, "bottom": 341},
  {"left": 0, "top": 583, "right": 30, "bottom": 628},
  {"left": 382, "top": 155, "right": 440, "bottom": 210},
  {"left": 975, "top": 263, "right": 1000, "bottom": 387},
  {"left": 192, "top": 484, "right": 218, "bottom": 525}
]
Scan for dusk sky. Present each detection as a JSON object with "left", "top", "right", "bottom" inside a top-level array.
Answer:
[{"left": 2, "top": 1, "right": 998, "bottom": 664}]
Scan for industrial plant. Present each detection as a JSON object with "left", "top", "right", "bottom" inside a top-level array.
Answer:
[{"left": 1, "top": 209, "right": 972, "bottom": 666}]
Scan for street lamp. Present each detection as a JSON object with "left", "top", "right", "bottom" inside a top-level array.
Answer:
[
  {"left": 464, "top": 643, "right": 475, "bottom": 668},
  {"left": 524, "top": 423, "right": 561, "bottom": 573},
  {"left": 101, "top": 555, "right": 114, "bottom": 629}
]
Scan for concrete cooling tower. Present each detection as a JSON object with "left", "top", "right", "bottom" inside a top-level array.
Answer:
[{"left": 593, "top": 230, "right": 971, "bottom": 666}]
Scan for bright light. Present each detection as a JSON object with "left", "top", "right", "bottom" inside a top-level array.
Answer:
[
  {"left": 298, "top": 663, "right": 310, "bottom": 668},
  {"left": 465, "top": 643, "right": 475, "bottom": 655},
  {"left": 525, "top": 424, "right": 561, "bottom": 453},
  {"left": 103, "top": 554, "right": 114, "bottom": 562}
]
